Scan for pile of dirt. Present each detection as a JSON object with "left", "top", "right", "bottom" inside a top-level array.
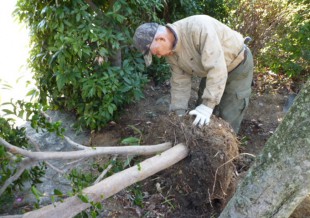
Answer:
[
  {"left": 89, "top": 82, "right": 243, "bottom": 217},
  {"left": 140, "top": 113, "right": 240, "bottom": 217}
]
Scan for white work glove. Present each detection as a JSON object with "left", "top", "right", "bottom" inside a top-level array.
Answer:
[{"left": 189, "top": 104, "right": 213, "bottom": 127}]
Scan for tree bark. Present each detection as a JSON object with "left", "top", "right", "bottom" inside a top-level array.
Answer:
[
  {"left": 220, "top": 78, "right": 310, "bottom": 217},
  {"left": 10, "top": 143, "right": 189, "bottom": 218}
]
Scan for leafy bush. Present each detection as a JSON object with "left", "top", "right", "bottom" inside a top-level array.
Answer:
[
  {"left": 0, "top": 117, "right": 45, "bottom": 197},
  {"left": 225, "top": 0, "right": 309, "bottom": 77},
  {"left": 0, "top": 98, "right": 68, "bottom": 201},
  {"left": 14, "top": 0, "right": 164, "bottom": 130}
]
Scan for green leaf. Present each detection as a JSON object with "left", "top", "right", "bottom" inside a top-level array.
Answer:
[
  {"left": 31, "top": 186, "right": 43, "bottom": 201},
  {"left": 0, "top": 102, "right": 13, "bottom": 106},
  {"left": 115, "top": 14, "right": 126, "bottom": 23},
  {"left": 123, "top": 77, "right": 131, "bottom": 84},
  {"left": 49, "top": 50, "right": 62, "bottom": 66},
  {"left": 76, "top": 13, "right": 81, "bottom": 22},
  {"left": 2, "top": 109, "right": 15, "bottom": 115},
  {"left": 0, "top": 146, "right": 5, "bottom": 156},
  {"left": 91, "top": 210, "right": 97, "bottom": 218},
  {"left": 137, "top": 163, "right": 142, "bottom": 171},
  {"left": 121, "top": 137, "right": 140, "bottom": 145},
  {"left": 78, "top": 193, "right": 89, "bottom": 203},
  {"left": 113, "top": 3, "right": 121, "bottom": 12},
  {"left": 17, "top": 110, "right": 24, "bottom": 119},
  {"left": 89, "top": 87, "right": 95, "bottom": 97},
  {"left": 81, "top": 5, "right": 88, "bottom": 10},
  {"left": 51, "top": 195, "right": 56, "bottom": 207},
  {"left": 1, "top": 83, "right": 13, "bottom": 90},
  {"left": 120, "top": 85, "right": 131, "bottom": 93},
  {"left": 59, "top": 22, "right": 64, "bottom": 32},
  {"left": 107, "top": 105, "right": 114, "bottom": 115},
  {"left": 98, "top": 47, "right": 108, "bottom": 57},
  {"left": 41, "top": 6, "right": 48, "bottom": 15},
  {"left": 53, "top": 189, "right": 63, "bottom": 196},
  {"left": 94, "top": 202, "right": 102, "bottom": 210},
  {"left": 56, "top": 73, "right": 66, "bottom": 91},
  {"left": 26, "top": 89, "right": 36, "bottom": 96},
  {"left": 63, "top": 20, "right": 72, "bottom": 27},
  {"left": 37, "top": 19, "right": 46, "bottom": 29},
  {"left": 78, "top": 50, "right": 82, "bottom": 58}
]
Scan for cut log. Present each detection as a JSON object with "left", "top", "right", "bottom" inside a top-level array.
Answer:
[{"left": 13, "top": 143, "right": 189, "bottom": 218}]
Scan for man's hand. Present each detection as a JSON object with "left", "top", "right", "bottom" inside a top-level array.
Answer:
[{"left": 189, "top": 104, "right": 213, "bottom": 127}]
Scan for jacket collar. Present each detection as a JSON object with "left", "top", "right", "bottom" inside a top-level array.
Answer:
[{"left": 166, "top": 24, "right": 182, "bottom": 53}]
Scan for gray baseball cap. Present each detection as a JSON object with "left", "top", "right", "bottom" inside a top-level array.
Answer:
[{"left": 133, "top": 23, "right": 159, "bottom": 67}]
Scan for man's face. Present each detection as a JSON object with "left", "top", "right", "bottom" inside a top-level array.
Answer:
[{"left": 149, "top": 36, "right": 173, "bottom": 58}]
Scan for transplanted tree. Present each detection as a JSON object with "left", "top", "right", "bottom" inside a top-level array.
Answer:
[{"left": 220, "top": 78, "right": 310, "bottom": 217}]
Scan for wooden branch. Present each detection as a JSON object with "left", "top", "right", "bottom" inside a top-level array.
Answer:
[
  {"left": 0, "top": 158, "right": 37, "bottom": 196},
  {"left": 64, "top": 136, "right": 91, "bottom": 150},
  {"left": 13, "top": 143, "right": 188, "bottom": 218},
  {"left": 93, "top": 155, "right": 118, "bottom": 184},
  {"left": 28, "top": 137, "right": 65, "bottom": 174},
  {"left": 0, "top": 137, "right": 172, "bottom": 160}
]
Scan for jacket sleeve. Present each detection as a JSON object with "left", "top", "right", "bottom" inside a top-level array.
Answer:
[
  {"left": 169, "top": 62, "right": 192, "bottom": 111},
  {"left": 194, "top": 26, "right": 228, "bottom": 109}
]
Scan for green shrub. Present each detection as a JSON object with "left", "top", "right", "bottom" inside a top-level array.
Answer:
[
  {"left": 225, "top": 0, "right": 309, "bottom": 77},
  {"left": 14, "top": 0, "right": 163, "bottom": 131},
  {"left": 0, "top": 117, "right": 46, "bottom": 196}
]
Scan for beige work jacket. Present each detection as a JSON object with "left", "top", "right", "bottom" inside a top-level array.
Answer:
[{"left": 166, "top": 15, "right": 245, "bottom": 111}]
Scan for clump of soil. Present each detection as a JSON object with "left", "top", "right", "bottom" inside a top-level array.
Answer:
[
  {"left": 90, "top": 82, "right": 243, "bottom": 217},
  {"left": 141, "top": 113, "right": 240, "bottom": 217}
]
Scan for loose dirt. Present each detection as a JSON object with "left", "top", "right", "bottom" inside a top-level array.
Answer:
[
  {"left": 91, "top": 80, "right": 240, "bottom": 217},
  {"left": 90, "top": 72, "right": 306, "bottom": 217},
  {"left": 141, "top": 114, "right": 239, "bottom": 217}
]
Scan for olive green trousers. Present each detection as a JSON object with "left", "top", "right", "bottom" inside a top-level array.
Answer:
[{"left": 197, "top": 46, "right": 254, "bottom": 133}]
